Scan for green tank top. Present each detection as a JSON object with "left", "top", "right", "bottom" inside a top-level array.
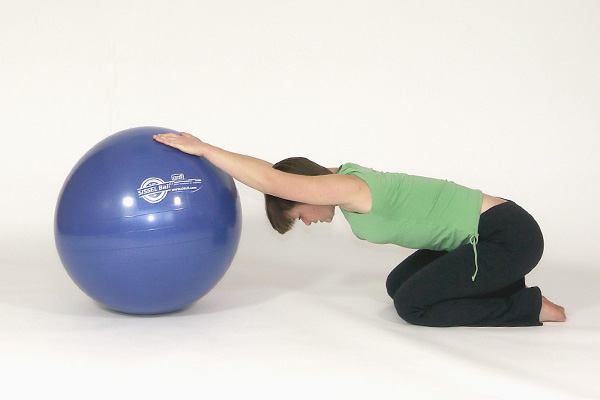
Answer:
[{"left": 338, "top": 163, "right": 483, "bottom": 279}]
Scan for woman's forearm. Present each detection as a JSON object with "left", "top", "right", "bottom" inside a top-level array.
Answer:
[
  {"left": 153, "top": 132, "right": 279, "bottom": 195},
  {"left": 201, "top": 144, "right": 277, "bottom": 194}
]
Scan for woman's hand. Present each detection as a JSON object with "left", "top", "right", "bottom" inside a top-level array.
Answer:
[{"left": 153, "top": 132, "right": 206, "bottom": 156}]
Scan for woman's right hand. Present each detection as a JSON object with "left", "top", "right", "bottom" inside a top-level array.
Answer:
[{"left": 153, "top": 132, "right": 207, "bottom": 156}]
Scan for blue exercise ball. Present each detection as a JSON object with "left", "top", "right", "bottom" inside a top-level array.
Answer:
[{"left": 55, "top": 126, "right": 242, "bottom": 314}]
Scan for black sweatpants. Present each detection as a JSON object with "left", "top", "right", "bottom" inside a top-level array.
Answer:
[{"left": 386, "top": 200, "right": 544, "bottom": 327}]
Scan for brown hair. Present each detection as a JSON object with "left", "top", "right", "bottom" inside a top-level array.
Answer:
[{"left": 265, "top": 157, "right": 333, "bottom": 234}]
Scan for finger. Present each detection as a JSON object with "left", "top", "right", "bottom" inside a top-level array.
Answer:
[
  {"left": 155, "top": 133, "right": 176, "bottom": 141},
  {"left": 153, "top": 133, "right": 176, "bottom": 144}
]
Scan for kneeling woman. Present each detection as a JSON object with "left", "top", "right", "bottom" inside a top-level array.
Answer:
[{"left": 154, "top": 132, "right": 566, "bottom": 327}]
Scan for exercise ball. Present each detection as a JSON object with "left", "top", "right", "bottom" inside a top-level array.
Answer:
[{"left": 54, "top": 126, "right": 242, "bottom": 314}]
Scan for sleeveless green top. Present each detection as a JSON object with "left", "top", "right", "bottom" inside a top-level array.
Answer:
[{"left": 338, "top": 163, "right": 483, "bottom": 280}]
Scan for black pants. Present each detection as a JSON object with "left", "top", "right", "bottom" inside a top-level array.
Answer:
[{"left": 386, "top": 200, "right": 544, "bottom": 327}]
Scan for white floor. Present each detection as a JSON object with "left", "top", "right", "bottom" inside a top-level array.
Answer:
[{"left": 2, "top": 212, "right": 599, "bottom": 400}]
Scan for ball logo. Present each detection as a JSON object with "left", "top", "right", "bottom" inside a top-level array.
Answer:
[{"left": 137, "top": 173, "right": 203, "bottom": 204}]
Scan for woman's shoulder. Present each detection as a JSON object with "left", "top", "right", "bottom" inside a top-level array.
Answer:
[{"left": 333, "top": 163, "right": 374, "bottom": 213}]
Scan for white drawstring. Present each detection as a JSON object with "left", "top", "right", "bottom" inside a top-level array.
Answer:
[{"left": 469, "top": 234, "right": 479, "bottom": 281}]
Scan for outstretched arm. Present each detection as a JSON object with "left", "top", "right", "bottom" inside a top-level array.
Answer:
[
  {"left": 154, "top": 132, "right": 276, "bottom": 194},
  {"left": 153, "top": 132, "right": 371, "bottom": 212}
]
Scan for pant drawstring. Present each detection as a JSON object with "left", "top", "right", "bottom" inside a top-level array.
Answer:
[{"left": 469, "top": 234, "right": 479, "bottom": 281}]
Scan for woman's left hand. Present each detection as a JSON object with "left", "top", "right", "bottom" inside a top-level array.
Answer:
[{"left": 153, "top": 132, "right": 207, "bottom": 156}]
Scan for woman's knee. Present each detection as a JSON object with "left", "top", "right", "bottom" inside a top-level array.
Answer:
[
  {"left": 386, "top": 250, "right": 447, "bottom": 298},
  {"left": 385, "top": 266, "right": 403, "bottom": 298},
  {"left": 393, "top": 286, "right": 425, "bottom": 325}
]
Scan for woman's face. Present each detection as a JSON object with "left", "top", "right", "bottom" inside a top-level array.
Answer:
[{"left": 286, "top": 204, "right": 335, "bottom": 226}]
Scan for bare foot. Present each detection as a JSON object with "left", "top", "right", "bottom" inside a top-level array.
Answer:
[{"left": 539, "top": 296, "right": 566, "bottom": 322}]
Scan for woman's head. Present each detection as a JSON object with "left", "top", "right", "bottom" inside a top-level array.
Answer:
[{"left": 265, "top": 157, "right": 333, "bottom": 234}]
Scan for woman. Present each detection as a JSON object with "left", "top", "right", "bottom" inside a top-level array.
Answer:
[{"left": 153, "top": 132, "right": 566, "bottom": 327}]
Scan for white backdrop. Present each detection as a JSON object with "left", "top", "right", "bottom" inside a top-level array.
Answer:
[{"left": 1, "top": 1, "right": 599, "bottom": 399}]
